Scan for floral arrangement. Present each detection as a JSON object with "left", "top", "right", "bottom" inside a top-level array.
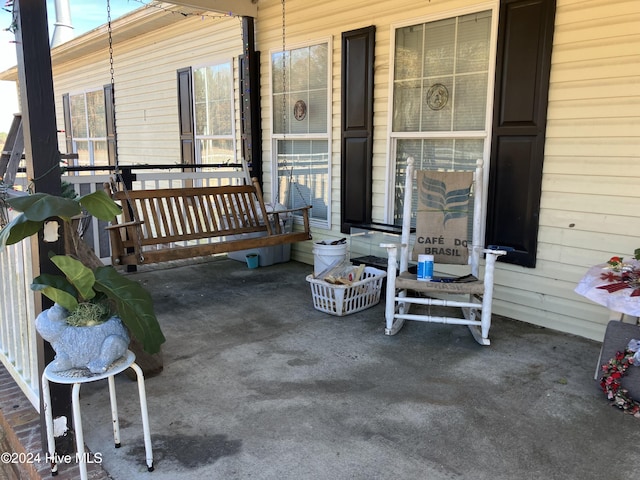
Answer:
[
  {"left": 600, "top": 342, "right": 640, "bottom": 417},
  {"left": 597, "top": 249, "right": 640, "bottom": 296}
]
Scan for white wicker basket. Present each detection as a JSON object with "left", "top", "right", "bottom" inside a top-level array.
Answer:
[{"left": 306, "top": 267, "right": 386, "bottom": 316}]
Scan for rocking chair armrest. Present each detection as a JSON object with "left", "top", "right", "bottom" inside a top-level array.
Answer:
[
  {"left": 483, "top": 246, "right": 511, "bottom": 257},
  {"left": 104, "top": 220, "right": 145, "bottom": 231},
  {"left": 380, "top": 242, "right": 406, "bottom": 250}
]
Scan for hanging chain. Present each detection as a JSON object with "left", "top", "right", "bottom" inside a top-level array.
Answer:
[
  {"left": 281, "top": 0, "right": 287, "bottom": 137},
  {"left": 278, "top": 0, "right": 306, "bottom": 210},
  {"left": 107, "top": 0, "right": 118, "bottom": 170},
  {"left": 278, "top": 0, "right": 287, "bottom": 206}
]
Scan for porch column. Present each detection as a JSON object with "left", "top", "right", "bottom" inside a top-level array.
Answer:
[
  {"left": 240, "top": 16, "right": 262, "bottom": 185},
  {"left": 14, "top": 0, "right": 74, "bottom": 453}
]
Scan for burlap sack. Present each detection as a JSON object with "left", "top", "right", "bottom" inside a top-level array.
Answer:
[{"left": 412, "top": 170, "right": 472, "bottom": 265}]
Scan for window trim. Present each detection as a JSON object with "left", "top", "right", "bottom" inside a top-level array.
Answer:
[
  {"left": 269, "top": 37, "right": 333, "bottom": 229},
  {"left": 384, "top": 2, "right": 500, "bottom": 240}
]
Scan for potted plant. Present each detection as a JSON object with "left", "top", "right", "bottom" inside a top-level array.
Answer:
[{"left": 0, "top": 189, "right": 165, "bottom": 372}]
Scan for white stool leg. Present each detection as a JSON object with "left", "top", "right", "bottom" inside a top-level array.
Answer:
[
  {"left": 129, "top": 362, "right": 154, "bottom": 472},
  {"left": 71, "top": 383, "right": 88, "bottom": 480},
  {"left": 107, "top": 375, "right": 122, "bottom": 447},
  {"left": 41, "top": 374, "right": 58, "bottom": 476}
]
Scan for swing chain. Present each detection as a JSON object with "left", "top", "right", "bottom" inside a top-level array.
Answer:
[
  {"left": 279, "top": 0, "right": 288, "bottom": 204},
  {"left": 278, "top": 0, "right": 307, "bottom": 211}
]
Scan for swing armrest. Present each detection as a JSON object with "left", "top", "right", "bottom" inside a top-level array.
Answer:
[
  {"left": 265, "top": 206, "right": 312, "bottom": 234},
  {"left": 105, "top": 220, "right": 145, "bottom": 265},
  {"left": 264, "top": 205, "right": 312, "bottom": 216}
]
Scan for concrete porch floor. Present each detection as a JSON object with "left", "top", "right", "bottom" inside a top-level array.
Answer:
[{"left": 4, "top": 256, "right": 640, "bottom": 479}]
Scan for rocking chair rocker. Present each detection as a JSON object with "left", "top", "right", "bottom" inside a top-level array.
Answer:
[{"left": 381, "top": 157, "right": 507, "bottom": 345}]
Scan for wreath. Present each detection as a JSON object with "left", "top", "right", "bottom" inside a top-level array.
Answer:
[{"left": 600, "top": 349, "right": 640, "bottom": 417}]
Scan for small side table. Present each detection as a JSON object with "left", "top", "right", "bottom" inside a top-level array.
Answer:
[{"left": 41, "top": 350, "right": 154, "bottom": 480}]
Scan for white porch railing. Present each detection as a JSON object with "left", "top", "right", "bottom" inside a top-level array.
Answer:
[
  {"left": 1, "top": 166, "right": 248, "bottom": 409},
  {"left": 0, "top": 198, "right": 40, "bottom": 411}
]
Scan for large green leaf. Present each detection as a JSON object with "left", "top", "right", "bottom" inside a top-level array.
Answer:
[
  {"left": 50, "top": 255, "right": 96, "bottom": 301},
  {"left": 31, "top": 273, "right": 79, "bottom": 312},
  {"left": 0, "top": 214, "right": 44, "bottom": 249},
  {"left": 78, "top": 190, "right": 122, "bottom": 221},
  {"left": 93, "top": 266, "right": 165, "bottom": 354},
  {"left": 7, "top": 193, "right": 80, "bottom": 221}
]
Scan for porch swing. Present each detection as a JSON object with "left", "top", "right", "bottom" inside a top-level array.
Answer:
[{"left": 103, "top": 0, "right": 312, "bottom": 267}]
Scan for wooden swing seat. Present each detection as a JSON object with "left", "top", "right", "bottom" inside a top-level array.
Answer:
[{"left": 104, "top": 178, "right": 312, "bottom": 266}]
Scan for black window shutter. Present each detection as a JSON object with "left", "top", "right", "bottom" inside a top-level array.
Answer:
[
  {"left": 61, "top": 93, "right": 73, "bottom": 155},
  {"left": 103, "top": 84, "right": 116, "bottom": 165},
  {"left": 340, "top": 26, "right": 375, "bottom": 234},
  {"left": 486, "top": 0, "right": 556, "bottom": 267},
  {"left": 177, "top": 67, "right": 195, "bottom": 165}
]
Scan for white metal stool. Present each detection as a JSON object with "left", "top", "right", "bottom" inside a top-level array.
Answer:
[{"left": 41, "top": 350, "right": 154, "bottom": 479}]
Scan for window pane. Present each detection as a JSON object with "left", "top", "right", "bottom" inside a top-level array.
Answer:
[
  {"left": 92, "top": 140, "right": 109, "bottom": 167},
  {"left": 309, "top": 44, "right": 328, "bottom": 89},
  {"left": 453, "top": 73, "right": 487, "bottom": 130},
  {"left": 421, "top": 77, "right": 453, "bottom": 131},
  {"left": 456, "top": 11, "right": 492, "bottom": 74},
  {"left": 290, "top": 47, "right": 309, "bottom": 92},
  {"left": 272, "top": 51, "right": 288, "bottom": 94},
  {"left": 395, "top": 24, "right": 423, "bottom": 80},
  {"left": 74, "top": 140, "right": 89, "bottom": 164},
  {"left": 277, "top": 139, "right": 328, "bottom": 222},
  {"left": 70, "top": 94, "right": 87, "bottom": 138},
  {"left": 423, "top": 18, "right": 455, "bottom": 77},
  {"left": 290, "top": 93, "right": 309, "bottom": 134},
  {"left": 198, "top": 139, "right": 234, "bottom": 165},
  {"left": 393, "top": 79, "right": 421, "bottom": 131},
  {"left": 308, "top": 89, "right": 327, "bottom": 133},
  {"left": 86, "top": 91, "right": 106, "bottom": 138},
  {"left": 273, "top": 92, "right": 288, "bottom": 134}
]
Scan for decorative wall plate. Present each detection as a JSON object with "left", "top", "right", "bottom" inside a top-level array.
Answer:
[
  {"left": 294, "top": 99, "right": 307, "bottom": 121},
  {"left": 426, "top": 83, "right": 449, "bottom": 111}
]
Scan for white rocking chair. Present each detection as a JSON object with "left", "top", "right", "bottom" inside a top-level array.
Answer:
[{"left": 381, "top": 157, "right": 507, "bottom": 345}]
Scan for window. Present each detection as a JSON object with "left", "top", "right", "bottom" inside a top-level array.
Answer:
[
  {"left": 389, "top": 9, "right": 496, "bottom": 226},
  {"left": 67, "top": 90, "right": 108, "bottom": 168},
  {"left": 193, "top": 62, "right": 235, "bottom": 164},
  {"left": 272, "top": 42, "right": 330, "bottom": 225}
]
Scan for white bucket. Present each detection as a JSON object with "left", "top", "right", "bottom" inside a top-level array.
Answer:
[{"left": 312, "top": 241, "right": 348, "bottom": 277}]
